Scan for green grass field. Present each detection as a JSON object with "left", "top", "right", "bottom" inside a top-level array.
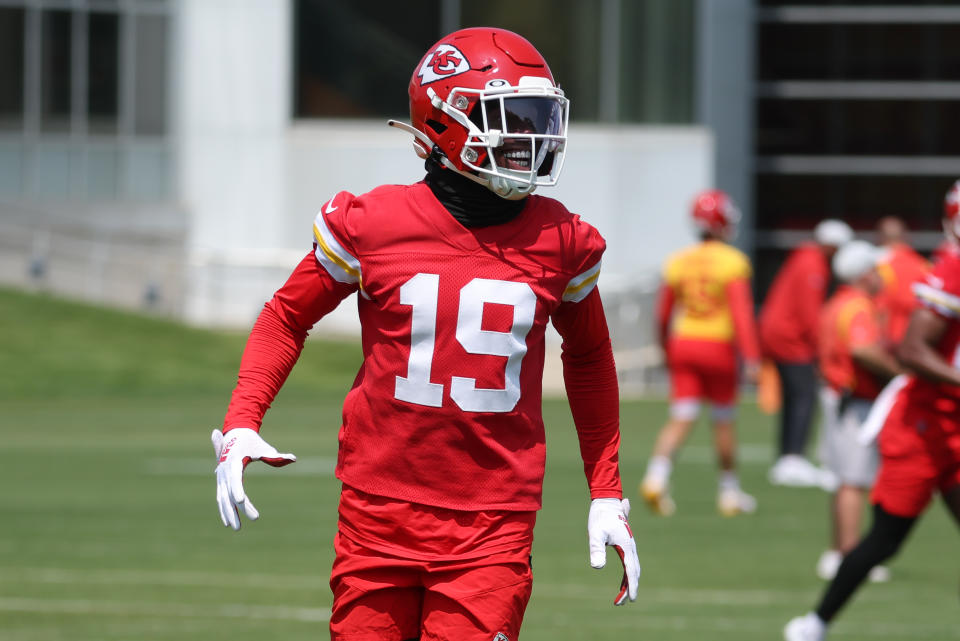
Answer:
[{"left": 2, "top": 287, "right": 958, "bottom": 640}]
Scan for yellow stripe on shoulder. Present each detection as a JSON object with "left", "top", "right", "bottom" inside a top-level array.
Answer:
[
  {"left": 563, "top": 261, "right": 601, "bottom": 303},
  {"left": 312, "top": 210, "right": 362, "bottom": 288},
  {"left": 913, "top": 282, "right": 960, "bottom": 317}
]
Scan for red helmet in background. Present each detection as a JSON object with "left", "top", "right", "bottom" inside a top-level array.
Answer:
[
  {"left": 944, "top": 179, "right": 960, "bottom": 242},
  {"left": 691, "top": 189, "right": 740, "bottom": 239},
  {"left": 389, "top": 27, "right": 569, "bottom": 200}
]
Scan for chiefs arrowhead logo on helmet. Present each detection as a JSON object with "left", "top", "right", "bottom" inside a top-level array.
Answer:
[{"left": 417, "top": 44, "right": 470, "bottom": 85}]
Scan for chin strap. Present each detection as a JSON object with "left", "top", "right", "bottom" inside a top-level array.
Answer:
[{"left": 387, "top": 120, "right": 534, "bottom": 201}]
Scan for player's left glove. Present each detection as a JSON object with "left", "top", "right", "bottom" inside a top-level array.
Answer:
[
  {"left": 211, "top": 428, "right": 296, "bottom": 531},
  {"left": 588, "top": 497, "right": 641, "bottom": 606}
]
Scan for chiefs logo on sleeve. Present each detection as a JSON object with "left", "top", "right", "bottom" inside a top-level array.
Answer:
[{"left": 417, "top": 44, "right": 470, "bottom": 85}]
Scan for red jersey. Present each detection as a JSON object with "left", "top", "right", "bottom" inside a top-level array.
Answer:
[
  {"left": 224, "top": 182, "right": 622, "bottom": 513},
  {"left": 818, "top": 286, "right": 883, "bottom": 399},
  {"left": 932, "top": 238, "right": 959, "bottom": 264},
  {"left": 875, "top": 242, "right": 930, "bottom": 346},
  {"left": 759, "top": 243, "right": 830, "bottom": 362},
  {"left": 901, "top": 250, "right": 960, "bottom": 414}
]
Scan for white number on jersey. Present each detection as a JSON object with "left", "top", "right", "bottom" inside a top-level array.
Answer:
[
  {"left": 394, "top": 273, "right": 444, "bottom": 407},
  {"left": 394, "top": 274, "right": 536, "bottom": 413}
]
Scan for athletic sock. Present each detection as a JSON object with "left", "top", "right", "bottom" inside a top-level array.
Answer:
[
  {"left": 645, "top": 456, "right": 672, "bottom": 485},
  {"left": 718, "top": 471, "right": 740, "bottom": 492}
]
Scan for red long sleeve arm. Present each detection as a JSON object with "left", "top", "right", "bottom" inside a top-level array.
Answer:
[
  {"left": 726, "top": 277, "right": 761, "bottom": 363},
  {"left": 222, "top": 251, "right": 356, "bottom": 432},
  {"left": 551, "top": 287, "right": 622, "bottom": 499},
  {"left": 655, "top": 282, "right": 675, "bottom": 350}
]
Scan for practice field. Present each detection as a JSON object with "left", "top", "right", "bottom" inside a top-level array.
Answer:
[{"left": 2, "top": 287, "right": 957, "bottom": 641}]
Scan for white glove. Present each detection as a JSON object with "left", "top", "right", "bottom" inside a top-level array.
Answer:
[
  {"left": 211, "top": 428, "right": 296, "bottom": 531},
  {"left": 588, "top": 497, "right": 641, "bottom": 605}
]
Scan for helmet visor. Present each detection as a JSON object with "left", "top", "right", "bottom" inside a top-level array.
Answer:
[
  {"left": 471, "top": 95, "right": 567, "bottom": 178},
  {"left": 485, "top": 96, "right": 565, "bottom": 138}
]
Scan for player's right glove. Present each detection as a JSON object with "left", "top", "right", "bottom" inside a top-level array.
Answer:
[
  {"left": 211, "top": 428, "right": 296, "bottom": 531},
  {"left": 588, "top": 497, "right": 641, "bottom": 606}
]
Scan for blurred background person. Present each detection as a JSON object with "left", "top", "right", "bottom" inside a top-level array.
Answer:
[
  {"left": 874, "top": 216, "right": 930, "bottom": 348},
  {"left": 784, "top": 189, "right": 960, "bottom": 641},
  {"left": 933, "top": 181, "right": 960, "bottom": 264},
  {"left": 761, "top": 219, "right": 853, "bottom": 489},
  {"left": 640, "top": 190, "right": 760, "bottom": 517},
  {"left": 814, "top": 240, "right": 902, "bottom": 583}
]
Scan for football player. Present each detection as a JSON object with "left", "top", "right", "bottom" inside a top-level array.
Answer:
[
  {"left": 933, "top": 180, "right": 960, "bottom": 263},
  {"left": 210, "top": 28, "right": 640, "bottom": 641},
  {"left": 761, "top": 219, "right": 853, "bottom": 489},
  {"left": 784, "top": 182, "right": 960, "bottom": 641},
  {"left": 873, "top": 216, "right": 930, "bottom": 347},
  {"left": 640, "top": 190, "right": 761, "bottom": 517}
]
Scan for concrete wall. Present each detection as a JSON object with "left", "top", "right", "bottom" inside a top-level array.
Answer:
[{"left": 173, "top": 0, "right": 293, "bottom": 325}]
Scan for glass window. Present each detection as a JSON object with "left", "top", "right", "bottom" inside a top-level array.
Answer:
[
  {"left": 293, "top": 0, "right": 696, "bottom": 124},
  {"left": 757, "top": 99, "right": 960, "bottom": 156},
  {"left": 133, "top": 14, "right": 169, "bottom": 135},
  {"left": 294, "top": 0, "right": 441, "bottom": 118},
  {"left": 459, "top": 0, "right": 695, "bottom": 123},
  {"left": 461, "top": 0, "right": 603, "bottom": 121},
  {"left": 619, "top": 0, "right": 696, "bottom": 123},
  {"left": 759, "top": 0, "right": 953, "bottom": 6},
  {"left": 755, "top": 174, "right": 950, "bottom": 232},
  {"left": 41, "top": 9, "right": 72, "bottom": 133},
  {"left": 0, "top": 8, "right": 25, "bottom": 130},
  {"left": 88, "top": 12, "right": 119, "bottom": 133},
  {"left": 758, "top": 23, "right": 960, "bottom": 81}
]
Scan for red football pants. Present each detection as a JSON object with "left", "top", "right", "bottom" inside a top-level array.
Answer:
[
  {"left": 329, "top": 532, "right": 533, "bottom": 641},
  {"left": 871, "top": 394, "right": 960, "bottom": 518}
]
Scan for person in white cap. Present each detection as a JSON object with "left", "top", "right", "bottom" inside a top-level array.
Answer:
[
  {"left": 813, "top": 240, "right": 902, "bottom": 583},
  {"left": 760, "top": 219, "right": 854, "bottom": 488}
]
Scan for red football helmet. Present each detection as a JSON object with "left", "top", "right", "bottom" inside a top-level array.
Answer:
[
  {"left": 691, "top": 189, "right": 740, "bottom": 239},
  {"left": 944, "top": 179, "right": 960, "bottom": 241},
  {"left": 389, "top": 28, "right": 569, "bottom": 200}
]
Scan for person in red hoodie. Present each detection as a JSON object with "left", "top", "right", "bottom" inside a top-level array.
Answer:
[{"left": 760, "top": 219, "right": 853, "bottom": 488}]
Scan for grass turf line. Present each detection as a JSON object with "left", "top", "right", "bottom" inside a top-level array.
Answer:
[{"left": 1, "top": 287, "right": 957, "bottom": 640}]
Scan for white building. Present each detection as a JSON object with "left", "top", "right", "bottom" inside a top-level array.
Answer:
[{"left": 0, "top": 1, "right": 762, "bottom": 390}]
